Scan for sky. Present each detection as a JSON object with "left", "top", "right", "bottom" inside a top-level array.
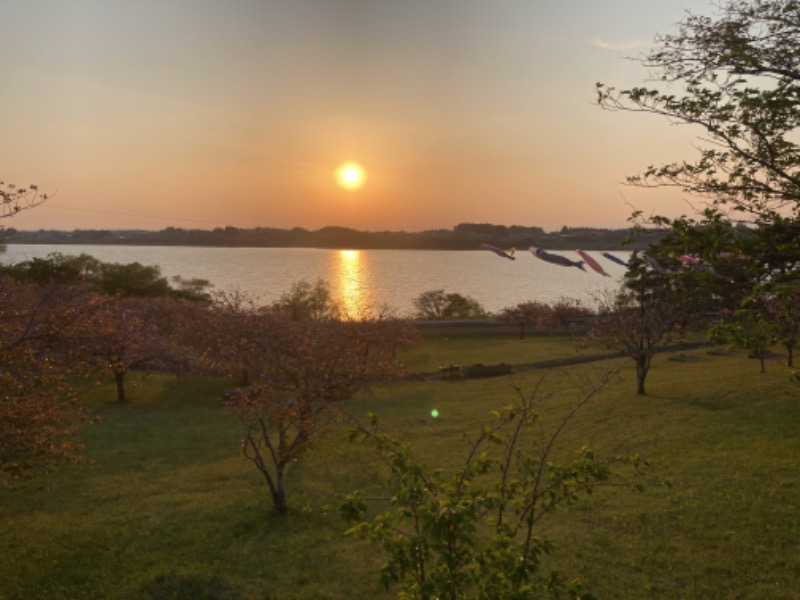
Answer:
[{"left": 1, "top": 0, "right": 719, "bottom": 233}]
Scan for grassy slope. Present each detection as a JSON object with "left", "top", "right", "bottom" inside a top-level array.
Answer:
[{"left": 1, "top": 334, "right": 798, "bottom": 599}]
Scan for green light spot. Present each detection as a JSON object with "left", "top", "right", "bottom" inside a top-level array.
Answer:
[{"left": 431, "top": 409, "right": 439, "bottom": 418}]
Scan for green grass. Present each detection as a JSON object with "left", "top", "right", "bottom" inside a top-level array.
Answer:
[
  {"left": 1, "top": 336, "right": 799, "bottom": 598},
  {"left": 401, "top": 330, "right": 603, "bottom": 373}
]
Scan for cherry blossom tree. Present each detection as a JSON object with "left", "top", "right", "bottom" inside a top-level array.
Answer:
[
  {"left": 205, "top": 295, "right": 415, "bottom": 513},
  {"left": 0, "top": 279, "right": 98, "bottom": 476}
]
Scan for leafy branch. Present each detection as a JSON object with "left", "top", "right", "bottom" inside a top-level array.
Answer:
[{"left": 342, "top": 370, "right": 654, "bottom": 599}]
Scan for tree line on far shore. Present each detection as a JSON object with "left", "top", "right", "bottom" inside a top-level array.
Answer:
[{"left": 1, "top": 222, "right": 665, "bottom": 251}]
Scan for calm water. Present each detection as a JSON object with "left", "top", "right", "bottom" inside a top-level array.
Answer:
[{"left": 2, "top": 245, "right": 630, "bottom": 317}]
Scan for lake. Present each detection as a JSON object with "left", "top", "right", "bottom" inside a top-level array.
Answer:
[{"left": 1, "top": 245, "right": 630, "bottom": 317}]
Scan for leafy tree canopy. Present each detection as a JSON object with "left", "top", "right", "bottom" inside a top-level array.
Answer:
[
  {"left": 413, "top": 290, "right": 489, "bottom": 320},
  {"left": 271, "top": 278, "right": 339, "bottom": 321},
  {"left": 2, "top": 253, "right": 211, "bottom": 301},
  {"left": 598, "top": 0, "right": 800, "bottom": 366},
  {"left": 598, "top": 0, "right": 800, "bottom": 220}
]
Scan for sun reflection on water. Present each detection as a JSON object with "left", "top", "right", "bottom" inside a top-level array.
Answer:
[{"left": 335, "top": 249, "right": 368, "bottom": 319}]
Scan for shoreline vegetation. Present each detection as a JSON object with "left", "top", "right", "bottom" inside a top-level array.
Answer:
[{"left": 1, "top": 222, "right": 664, "bottom": 250}]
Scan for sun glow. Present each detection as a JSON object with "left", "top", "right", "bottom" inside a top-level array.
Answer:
[{"left": 335, "top": 162, "right": 366, "bottom": 190}]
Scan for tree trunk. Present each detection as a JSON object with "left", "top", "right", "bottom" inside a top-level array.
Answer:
[
  {"left": 636, "top": 356, "right": 648, "bottom": 395},
  {"left": 786, "top": 343, "right": 794, "bottom": 368},
  {"left": 115, "top": 370, "right": 127, "bottom": 403},
  {"left": 271, "top": 488, "right": 288, "bottom": 514},
  {"left": 271, "top": 468, "right": 288, "bottom": 514},
  {"left": 243, "top": 432, "right": 289, "bottom": 514}
]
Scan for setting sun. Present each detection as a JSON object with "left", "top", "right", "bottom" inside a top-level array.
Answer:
[{"left": 335, "top": 162, "right": 366, "bottom": 190}]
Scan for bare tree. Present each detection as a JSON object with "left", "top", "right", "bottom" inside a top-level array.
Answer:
[
  {"left": 589, "top": 283, "right": 692, "bottom": 395},
  {"left": 496, "top": 301, "right": 552, "bottom": 338},
  {"left": 1, "top": 181, "right": 49, "bottom": 222}
]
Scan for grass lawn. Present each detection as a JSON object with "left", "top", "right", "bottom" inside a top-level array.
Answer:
[
  {"left": 400, "top": 330, "right": 601, "bottom": 374},
  {"left": 1, "top": 334, "right": 799, "bottom": 599}
]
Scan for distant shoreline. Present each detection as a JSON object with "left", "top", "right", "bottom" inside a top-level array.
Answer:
[{"left": 2, "top": 223, "right": 663, "bottom": 251}]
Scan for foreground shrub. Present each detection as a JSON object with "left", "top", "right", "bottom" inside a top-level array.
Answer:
[{"left": 343, "top": 370, "right": 648, "bottom": 599}]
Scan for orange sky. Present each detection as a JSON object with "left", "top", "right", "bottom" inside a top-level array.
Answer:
[{"left": 1, "top": 0, "right": 717, "bottom": 232}]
